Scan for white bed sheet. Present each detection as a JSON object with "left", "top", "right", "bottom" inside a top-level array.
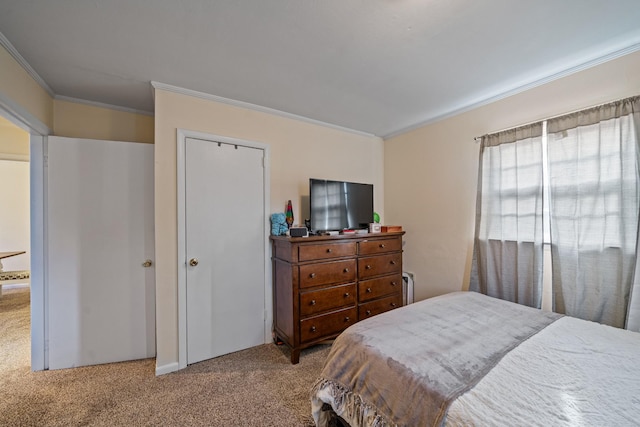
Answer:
[{"left": 446, "top": 316, "right": 640, "bottom": 426}]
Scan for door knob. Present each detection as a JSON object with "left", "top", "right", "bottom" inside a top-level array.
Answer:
[
  {"left": 142, "top": 259, "right": 153, "bottom": 267},
  {"left": 189, "top": 258, "right": 199, "bottom": 266}
]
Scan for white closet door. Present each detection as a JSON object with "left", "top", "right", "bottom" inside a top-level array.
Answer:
[
  {"left": 185, "top": 138, "right": 265, "bottom": 365},
  {"left": 47, "top": 137, "right": 155, "bottom": 370}
]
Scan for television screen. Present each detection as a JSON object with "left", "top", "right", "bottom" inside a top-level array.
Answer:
[{"left": 310, "top": 179, "right": 373, "bottom": 232}]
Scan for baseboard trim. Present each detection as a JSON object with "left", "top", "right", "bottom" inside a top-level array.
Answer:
[{"left": 155, "top": 361, "right": 180, "bottom": 376}]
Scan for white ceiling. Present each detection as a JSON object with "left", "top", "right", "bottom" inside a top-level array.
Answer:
[{"left": 1, "top": 0, "right": 639, "bottom": 138}]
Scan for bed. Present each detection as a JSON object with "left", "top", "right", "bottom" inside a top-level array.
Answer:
[{"left": 311, "top": 291, "right": 640, "bottom": 426}]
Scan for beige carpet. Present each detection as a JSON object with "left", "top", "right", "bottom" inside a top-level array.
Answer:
[{"left": 0, "top": 287, "right": 330, "bottom": 426}]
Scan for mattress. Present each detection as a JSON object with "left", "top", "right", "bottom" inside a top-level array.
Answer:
[{"left": 311, "top": 291, "right": 640, "bottom": 426}]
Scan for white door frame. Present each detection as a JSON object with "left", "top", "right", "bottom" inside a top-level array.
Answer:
[
  {"left": 0, "top": 92, "right": 51, "bottom": 371},
  {"left": 176, "top": 129, "right": 271, "bottom": 370}
]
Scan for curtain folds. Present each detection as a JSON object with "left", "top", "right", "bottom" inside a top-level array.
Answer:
[
  {"left": 471, "top": 95, "right": 640, "bottom": 328},
  {"left": 470, "top": 123, "right": 544, "bottom": 308},
  {"left": 547, "top": 95, "right": 640, "bottom": 329}
]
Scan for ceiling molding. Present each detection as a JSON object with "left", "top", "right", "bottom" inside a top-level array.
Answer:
[
  {"left": 55, "top": 95, "right": 154, "bottom": 117},
  {"left": 0, "top": 90, "right": 52, "bottom": 136},
  {"left": 383, "top": 41, "right": 640, "bottom": 140},
  {"left": 0, "top": 30, "right": 55, "bottom": 98},
  {"left": 151, "top": 81, "right": 378, "bottom": 139}
]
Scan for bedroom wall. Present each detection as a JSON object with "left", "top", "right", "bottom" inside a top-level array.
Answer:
[
  {"left": 0, "top": 115, "right": 29, "bottom": 157},
  {"left": 154, "top": 88, "right": 384, "bottom": 370},
  {"left": 384, "top": 49, "right": 640, "bottom": 302},
  {"left": 0, "top": 117, "right": 30, "bottom": 272},
  {"left": 0, "top": 43, "right": 53, "bottom": 131},
  {"left": 54, "top": 99, "right": 154, "bottom": 143},
  {"left": 0, "top": 159, "right": 30, "bottom": 272}
]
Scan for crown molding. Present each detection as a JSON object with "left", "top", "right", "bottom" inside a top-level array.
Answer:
[
  {"left": 55, "top": 95, "right": 154, "bottom": 117},
  {"left": 0, "top": 91, "right": 51, "bottom": 136},
  {"left": 383, "top": 41, "right": 640, "bottom": 140},
  {"left": 0, "top": 31, "right": 55, "bottom": 98},
  {"left": 151, "top": 81, "right": 378, "bottom": 139}
]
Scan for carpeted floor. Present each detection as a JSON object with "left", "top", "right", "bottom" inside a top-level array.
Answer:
[{"left": 0, "top": 287, "right": 331, "bottom": 426}]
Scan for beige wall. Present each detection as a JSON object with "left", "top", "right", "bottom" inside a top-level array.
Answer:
[
  {"left": 0, "top": 44, "right": 53, "bottom": 130},
  {"left": 0, "top": 115, "right": 29, "bottom": 156},
  {"left": 154, "top": 89, "right": 384, "bottom": 368},
  {"left": 384, "top": 50, "right": 640, "bottom": 302},
  {"left": 54, "top": 99, "right": 154, "bottom": 143}
]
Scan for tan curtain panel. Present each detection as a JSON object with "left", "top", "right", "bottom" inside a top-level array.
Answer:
[
  {"left": 470, "top": 122, "right": 545, "bottom": 308},
  {"left": 546, "top": 95, "right": 640, "bottom": 328}
]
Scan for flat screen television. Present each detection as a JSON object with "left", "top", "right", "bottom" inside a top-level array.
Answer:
[{"left": 309, "top": 178, "right": 374, "bottom": 232}]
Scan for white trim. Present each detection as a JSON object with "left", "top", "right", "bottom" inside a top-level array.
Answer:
[
  {"left": 153, "top": 81, "right": 375, "bottom": 138},
  {"left": 176, "top": 130, "right": 187, "bottom": 370},
  {"left": 0, "top": 91, "right": 51, "bottom": 136},
  {"left": 0, "top": 153, "right": 29, "bottom": 162},
  {"left": 0, "top": 31, "right": 55, "bottom": 98},
  {"left": 383, "top": 41, "right": 640, "bottom": 139},
  {"left": 176, "top": 129, "right": 271, "bottom": 371},
  {"left": 55, "top": 95, "right": 154, "bottom": 117},
  {"left": 30, "top": 134, "right": 47, "bottom": 371},
  {"left": 155, "top": 361, "right": 180, "bottom": 376}
]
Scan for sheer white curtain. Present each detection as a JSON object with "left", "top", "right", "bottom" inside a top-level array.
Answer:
[
  {"left": 470, "top": 124, "right": 545, "bottom": 308},
  {"left": 547, "top": 96, "right": 640, "bottom": 329}
]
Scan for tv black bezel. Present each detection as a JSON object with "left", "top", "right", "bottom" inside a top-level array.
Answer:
[{"left": 309, "top": 178, "right": 374, "bottom": 233}]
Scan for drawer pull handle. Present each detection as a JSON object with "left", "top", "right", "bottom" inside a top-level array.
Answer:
[
  {"left": 366, "top": 310, "right": 372, "bottom": 315},
  {"left": 344, "top": 268, "right": 350, "bottom": 273},
  {"left": 391, "top": 303, "right": 397, "bottom": 307},
  {"left": 380, "top": 244, "right": 385, "bottom": 248},
  {"left": 344, "top": 292, "right": 350, "bottom": 297},
  {"left": 327, "top": 248, "right": 332, "bottom": 253},
  {"left": 391, "top": 281, "right": 397, "bottom": 286},
  {"left": 366, "top": 288, "right": 372, "bottom": 293},
  {"left": 365, "top": 265, "right": 372, "bottom": 270},
  {"left": 310, "top": 300, "right": 316, "bottom": 305},
  {"left": 310, "top": 326, "right": 317, "bottom": 332},
  {"left": 390, "top": 260, "right": 397, "bottom": 265},
  {"left": 310, "top": 273, "right": 316, "bottom": 278},
  {"left": 345, "top": 317, "right": 350, "bottom": 322}
]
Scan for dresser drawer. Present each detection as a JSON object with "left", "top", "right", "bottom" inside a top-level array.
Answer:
[
  {"left": 358, "top": 253, "right": 402, "bottom": 279},
  {"left": 300, "top": 307, "right": 357, "bottom": 343},
  {"left": 299, "top": 259, "right": 357, "bottom": 289},
  {"left": 300, "top": 283, "right": 356, "bottom": 316},
  {"left": 358, "top": 238, "right": 402, "bottom": 256},
  {"left": 358, "top": 273, "right": 402, "bottom": 302},
  {"left": 299, "top": 242, "right": 357, "bottom": 262},
  {"left": 358, "top": 294, "right": 402, "bottom": 319}
]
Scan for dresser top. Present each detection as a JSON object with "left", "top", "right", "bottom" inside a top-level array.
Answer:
[{"left": 270, "top": 231, "right": 404, "bottom": 243}]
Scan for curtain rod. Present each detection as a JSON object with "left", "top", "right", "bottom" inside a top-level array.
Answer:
[{"left": 472, "top": 94, "right": 640, "bottom": 142}]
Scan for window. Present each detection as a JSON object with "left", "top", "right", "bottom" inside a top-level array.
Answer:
[{"left": 472, "top": 95, "right": 640, "bottom": 328}]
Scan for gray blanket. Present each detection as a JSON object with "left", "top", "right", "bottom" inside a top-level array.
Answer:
[{"left": 311, "top": 292, "right": 562, "bottom": 427}]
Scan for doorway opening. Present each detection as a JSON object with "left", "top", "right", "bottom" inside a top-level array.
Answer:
[{"left": 0, "top": 113, "right": 32, "bottom": 374}]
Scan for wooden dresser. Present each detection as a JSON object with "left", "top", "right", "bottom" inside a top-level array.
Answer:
[{"left": 271, "top": 231, "right": 405, "bottom": 363}]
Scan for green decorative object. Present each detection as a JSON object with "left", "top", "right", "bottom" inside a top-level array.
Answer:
[{"left": 373, "top": 212, "right": 380, "bottom": 223}]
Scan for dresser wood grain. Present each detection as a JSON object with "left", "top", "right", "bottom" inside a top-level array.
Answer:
[{"left": 271, "top": 231, "right": 405, "bottom": 363}]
